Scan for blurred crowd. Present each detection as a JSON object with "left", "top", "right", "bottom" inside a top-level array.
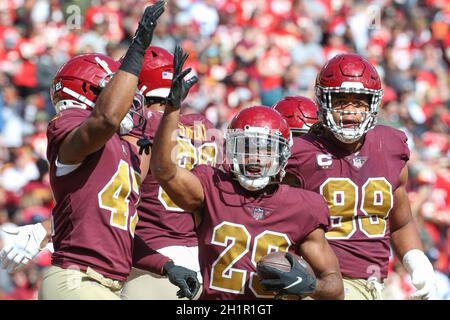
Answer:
[{"left": 0, "top": 0, "right": 449, "bottom": 300}]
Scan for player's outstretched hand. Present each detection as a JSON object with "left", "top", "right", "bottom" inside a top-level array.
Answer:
[
  {"left": 133, "top": 1, "right": 165, "bottom": 50},
  {"left": 0, "top": 223, "right": 48, "bottom": 273},
  {"left": 165, "top": 45, "right": 198, "bottom": 109},
  {"left": 119, "top": 1, "right": 166, "bottom": 76}
]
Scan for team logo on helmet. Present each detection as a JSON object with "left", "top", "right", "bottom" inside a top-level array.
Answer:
[{"left": 54, "top": 81, "right": 62, "bottom": 92}]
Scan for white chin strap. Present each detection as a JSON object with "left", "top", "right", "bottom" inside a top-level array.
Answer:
[{"left": 236, "top": 174, "right": 270, "bottom": 191}]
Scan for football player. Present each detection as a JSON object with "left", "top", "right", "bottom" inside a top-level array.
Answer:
[
  {"left": 120, "top": 46, "right": 215, "bottom": 300},
  {"left": 272, "top": 96, "right": 318, "bottom": 187},
  {"left": 0, "top": 1, "right": 167, "bottom": 300},
  {"left": 0, "top": 48, "right": 200, "bottom": 300},
  {"left": 150, "top": 46, "right": 344, "bottom": 300},
  {"left": 272, "top": 96, "right": 318, "bottom": 136},
  {"left": 285, "top": 53, "right": 437, "bottom": 300}
]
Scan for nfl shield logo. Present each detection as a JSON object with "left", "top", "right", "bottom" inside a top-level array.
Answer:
[
  {"left": 352, "top": 155, "right": 368, "bottom": 169},
  {"left": 246, "top": 206, "right": 273, "bottom": 220},
  {"left": 253, "top": 207, "right": 265, "bottom": 220},
  {"left": 243, "top": 205, "right": 273, "bottom": 220}
]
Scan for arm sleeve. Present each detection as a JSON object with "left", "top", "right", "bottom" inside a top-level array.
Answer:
[
  {"left": 46, "top": 110, "right": 89, "bottom": 162},
  {"left": 398, "top": 130, "right": 410, "bottom": 164},
  {"left": 285, "top": 156, "right": 306, "bottom": 188},
  {"left": 299, "top": 193, "right": 330, "bottom": 246},
  {"left": 190, "top": 164, "right": 211, "bottom": 193},
  {"left": 383, "top": 127, "right": 410, "bottom": 165},
  {"left": 132, "top": 235, "right": 171, "bottom": 275}
]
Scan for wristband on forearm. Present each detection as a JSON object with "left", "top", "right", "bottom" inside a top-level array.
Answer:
[{"left": 119, "top": 42, "right": 146, "bottom": 77}]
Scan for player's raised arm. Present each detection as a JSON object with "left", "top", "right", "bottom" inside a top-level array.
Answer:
[
  {"left": 58, "top": 1, "right": 165, "bottom": 164},
  {"left": 151, "top": 45, "right": 203, "bottom": 213}
]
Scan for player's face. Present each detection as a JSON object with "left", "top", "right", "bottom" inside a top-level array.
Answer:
[
  {"left": 330, "top": 93, "right": 370, "bottom": 130},
  {"left": 243, "top": 146, "right": 273, "bottom": 177},
  {"left": 237, "top": 135, "right": 278, "bottom": 178}
]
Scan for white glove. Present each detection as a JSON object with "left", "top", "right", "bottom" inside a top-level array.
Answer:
[
  {"left": 0, "top": 223, "right": 48, "bottom": 273},
  {"left": 402, "top": 249, "right": 437, "bottom": 300}
]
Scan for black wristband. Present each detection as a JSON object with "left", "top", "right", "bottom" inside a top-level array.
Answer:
[{"left": 119, "top": 42, "right": 146, "bottom": 77}]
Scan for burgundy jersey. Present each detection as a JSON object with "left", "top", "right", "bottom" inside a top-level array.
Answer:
[
  {"left": 290, "top": 135, "right": 303, "bottom": 156},
  {"left": 47, "top": 108, "right": 141, "bottom": 282},
  {"left": 286, "top": 125, "right": 410, "bottom": 279},
  {"left": 134, "top": 111, "right": 218, "bottom": 251},
  {"left": 191, "top": 165, "right": 330, "bottom": 300}
]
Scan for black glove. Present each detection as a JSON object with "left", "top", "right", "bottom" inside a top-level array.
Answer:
[
  {"left": 165, "top": 45, "right": 199, "bottom": 109},
  {"left": 132, "top": 0, "right": 165, "bottom": 49},
  {"left": 182, "top": 76, "right": 199, "bottom": 101},
  {"left": 163, "top": 260, "right": 200, "bottom": 300},
  {"left": 258, "top": 252, "right": 317, "bottom": 297},
  {"left": 119, "top": 1, "right": 166, "bottom": 76}
]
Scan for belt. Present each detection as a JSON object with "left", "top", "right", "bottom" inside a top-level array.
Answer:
[
  {"left": 365, "top": 276, "right": 384, "bottom": 300},
  {"left": 84, "top": 267, "right": 123, "bottom": 291}
]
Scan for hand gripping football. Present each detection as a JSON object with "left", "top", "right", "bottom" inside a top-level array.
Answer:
[{"left": 257, "top": 251, "right": 317, "bottom": 299}]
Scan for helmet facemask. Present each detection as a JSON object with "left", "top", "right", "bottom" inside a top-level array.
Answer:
[
  {"left": 316, "top": 85, "right": 383, "bottom": 143},
  {"left": 226, "top": 126, "right": 291, "bottom": 191}
]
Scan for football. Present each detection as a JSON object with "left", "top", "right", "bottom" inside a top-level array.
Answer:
[{"left": 256, "top": 251, "right": 315, "bottom": 279}]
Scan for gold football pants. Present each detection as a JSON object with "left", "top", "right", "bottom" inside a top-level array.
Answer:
[
  {"left": 343, "top": 277, "right": 384, "bottom": 300},
  {"left": 39, "top": 265, "right": 123, "bottom": 300}
]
